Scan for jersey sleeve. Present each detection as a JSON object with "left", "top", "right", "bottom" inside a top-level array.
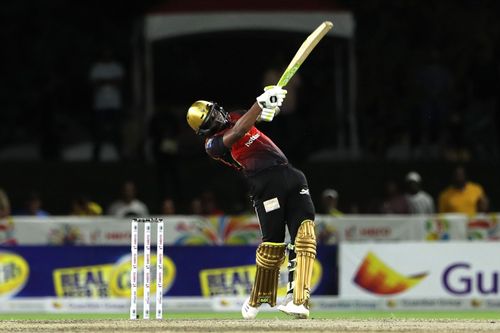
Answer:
[{"left": 205, "top": 135, "right": 228, "bottom": 158}]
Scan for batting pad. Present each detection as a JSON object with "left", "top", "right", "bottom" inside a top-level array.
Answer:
[
  {"left": 249, "top": 242, "right": 286, "bottom": 307},
  {"left": 293, "top": 220, "right": 317, "bottom": 306}
]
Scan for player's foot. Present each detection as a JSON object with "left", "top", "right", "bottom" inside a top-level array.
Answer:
[
  {"left": 278, "top": 294, "right": 310, "bottom": 319},
  {"left": 277, "top": 292, "right": 293, "bottom": 313},
  {"left": 241, "top": 297, "right": 259, "bottom": 319}
]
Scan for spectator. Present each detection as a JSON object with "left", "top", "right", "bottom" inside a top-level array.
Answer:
[
  {"left": 321, "top": 189, "right": 343, "bottom": 216},
  {"left": 0, "top": 189, "right": 16, "bottom": 245},
  {"left": 405, "top": 172, "right": 435, "bottom": 214},
  {"left": 70, "top": 196, "right": 103, "bottom": 216},
  {"left": 190, "top": 197, "right": 203, "bottom": 215},
  {"left": 15, "top": 191, "right": 49, "bottom": 217},
  {"left": 160, "top": 198, "right": 176, "bottom": 215},
  {"left": 108, "top": 181, "right": 149, "bottom": 217},
  {"left": 438, "top": 166, "right": 488, "bottom": 215},
  {"left": 380, "top": 180, "right": 410, "bottom": 214},
  {"left": 89, "top": 47, "right": 125, "bottom": 161}
]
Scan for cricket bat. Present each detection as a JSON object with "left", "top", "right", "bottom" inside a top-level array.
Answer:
[{"left": 277, "top": 21, "right": 333, "bottom": 88}]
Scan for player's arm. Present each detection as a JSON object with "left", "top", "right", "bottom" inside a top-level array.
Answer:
[
  {"left": 222, "top": 87, "right": 286, "bottom": 148},
  {"left": 222, "top": 102, "right": 262, "bottom": 147}
]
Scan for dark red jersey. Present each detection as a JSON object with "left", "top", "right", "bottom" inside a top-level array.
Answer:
[{"left": 205, "top": 111, "right": 288, "bottom": 176}]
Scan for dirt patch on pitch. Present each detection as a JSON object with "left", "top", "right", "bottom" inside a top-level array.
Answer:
[{"left": 1, "top": 319, "right": 500, "bottom": 333}]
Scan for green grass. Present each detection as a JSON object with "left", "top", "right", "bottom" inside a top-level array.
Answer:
[{"left": 1, "top": 311, "right": 500, "bottom": 321}]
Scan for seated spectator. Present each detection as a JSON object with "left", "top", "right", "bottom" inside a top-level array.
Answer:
[
  {"left": 160, "top": 198, "right": 176, "bottom": 215},
  {"left": 380, "top": 180, "right": 410, "bottom": 214},
  {"left": 15, "top": 191, "right": 49, "bottom": 217},
  {"left": 0, "top": 188, "right": 16, "bottom": 245},
  {"left": 439, "top": 166, "right": 488, "bottom": 215},
  {"left": 321, "top": 189, "right": 343, "bottom": 216},
  {"left": 108, "top": 181, "right": 149, "bottom": 217},
  {"left": 70, "top": 196, "right": 103, "bottom": 216},
  {"left": 405, "top": 172, "right": 435, "bottom": 214}
]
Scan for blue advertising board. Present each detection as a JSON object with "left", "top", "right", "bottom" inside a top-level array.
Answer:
[{"left": 0, "top": 246, "right": 337, "bottom": 298}]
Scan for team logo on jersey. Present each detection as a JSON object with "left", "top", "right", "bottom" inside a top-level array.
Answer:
[
  {"left": 299, "top": 188, "right": 310, "bottom": 195},
  {"left": 244, "top": 133, "right": 260, "bottom": 147}
]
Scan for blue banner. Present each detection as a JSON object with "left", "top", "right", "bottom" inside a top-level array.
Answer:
[{"left": 0, "top": 246, "right": 337, "bottom": 298}]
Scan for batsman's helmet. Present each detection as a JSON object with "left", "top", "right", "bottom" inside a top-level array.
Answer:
[{"left": 187, "top": 100, "right": 229, "bottom": 136}]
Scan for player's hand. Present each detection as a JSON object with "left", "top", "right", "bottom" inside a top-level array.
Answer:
[
  {"left": 258, "top": 107, "right": 279, "bottom": 122},
  {"left": 256, "top": 86, "right": 287, "bottom": 109}
]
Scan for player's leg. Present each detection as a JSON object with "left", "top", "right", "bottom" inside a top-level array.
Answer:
[
  {"left": 279, "top": 166, "right": 316, "bottom": 318},
  {"left": 243, "top": 169, "right": 288, "bottom": 319},
  {"left": 251, "top": 243, "right": 287, "bottom": 308}
]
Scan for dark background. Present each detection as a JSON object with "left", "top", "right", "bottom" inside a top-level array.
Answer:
[{"left": 1, "top": 0, "right": 499, "bottom": 214}]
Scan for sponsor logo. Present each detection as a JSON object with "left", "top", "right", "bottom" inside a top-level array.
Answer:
[
  {"left": 53, "top": 254, "right": 176, "bottom": 298},
  {"left": 354, "top": 252, "right": 427, "bottom": 295},
  {"left": 199, "top": 260, "right": 323, "bottom": 297},
  {"left": 244, "top": 133, "right": 260, "bottom": 147},
  {"left": 299, "top": 189, "right": 310, "bottom": 195},
  {"left": 425, "top": 217, "right": 450, "bottom": 241},
  {"left": 345, "top": 226, "right": 391, "bottom": 240},
  {"left": 263, "top": 197, "right": 280, "bottom": 213},
  {"left": 0, "top": 251, "right": 30, "bottom": 298},
  {"left": 109, "top": 254, "right": 176, "bottom": 298},
  {"left": 48, "top": 225, "right": 82, "bottom": 245},
  {"left": 442, "top": 262, "right": 500, "bottom": 295},
  {"left": 467, "top": 215, "right": 499, "bottom": 241}
]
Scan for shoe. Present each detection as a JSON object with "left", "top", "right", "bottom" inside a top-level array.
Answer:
[
  {"left": 277, "top": 292, "right": 293, "bottom": 313},
  {"left": 278, "top": 294, "right": 310, "bottom": 319},
  {"left": 241, "top": 297, "right": 259, "bottom": 319}
]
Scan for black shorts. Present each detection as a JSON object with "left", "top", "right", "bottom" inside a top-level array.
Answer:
[{"left": 248, "top": 164, "right": 315, "bottom": 245}]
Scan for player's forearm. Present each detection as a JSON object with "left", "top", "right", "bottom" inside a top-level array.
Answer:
[
  {"left": 233, "top": 102, "right": 261, "bottom": 134},
  {"left": 223, "top": 103, "right": 261, "bottom": 147}
]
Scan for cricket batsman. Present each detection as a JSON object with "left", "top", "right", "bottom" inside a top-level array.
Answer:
[{"left": 186, "top": 86, "right": 317, "bottom": 319}]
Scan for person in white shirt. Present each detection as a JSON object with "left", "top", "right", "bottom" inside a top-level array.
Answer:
[
  {"left": 89, "top": 48, "right": 125, "bottom": 161},
  {"left": 405, "top": 171, "right": 435, "bottom": 214},
  {"left": 108, "top": 181, "right": 149, "bottom": 217}
]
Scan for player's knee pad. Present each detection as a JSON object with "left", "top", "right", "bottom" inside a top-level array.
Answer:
[
  {"left": 249, "top": 242, "right": 286, "bottom": 307},
  {"left": 293, "top": 220, "right": 317, "bottom": 306}
]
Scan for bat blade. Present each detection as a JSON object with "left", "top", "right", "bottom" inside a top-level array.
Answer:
[{"left": 277, "top": 21, "right": 333, "bottom": 88}]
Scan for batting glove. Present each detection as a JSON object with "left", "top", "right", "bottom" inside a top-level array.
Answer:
[
  {"left": 256, "top": 86, "right": 287, "bottom": 109},
  {"left": 258, "top": 107, "right": 280, "bottom": 122}
]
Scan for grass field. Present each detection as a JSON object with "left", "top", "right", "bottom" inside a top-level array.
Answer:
[{"left": 1, "top": 311, "right": 500, "bottom": 332}]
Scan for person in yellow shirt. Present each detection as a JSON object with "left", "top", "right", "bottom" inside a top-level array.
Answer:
[
  {"left": 438, "top": 166, "right": 488, "bottom": 215},
  {"left": 70, "top": 196, "right": 103, "bottom": 216}
]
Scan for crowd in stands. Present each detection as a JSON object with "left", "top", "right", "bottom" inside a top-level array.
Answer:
[
  {"left": 0, "top": 165, "right": 490, "bottom": 221},
  {"left": 320, "top": 165, "right": 489, "bottom": 216},
  {"left": 0, "top": 181, "right": 229, "bottom": 219}
]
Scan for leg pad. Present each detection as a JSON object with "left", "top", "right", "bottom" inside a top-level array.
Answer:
[
  {"left": 249, "top": 242, "right": 286, "bottom": 307},
  {"left": 293, "top": 220, "right": 317, "bottom": 306}
]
